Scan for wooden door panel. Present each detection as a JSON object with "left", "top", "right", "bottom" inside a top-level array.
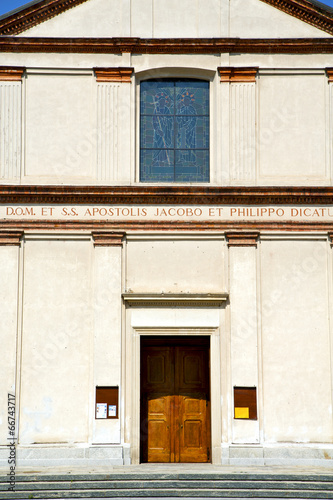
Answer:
[
  {"left": 143, "top": 347, "right": 174, "bottom": 392},
  {"left": 147, "top": 394, "right": 172, "bottom": 463},
  {"left": 141, "top": 339, "right": 210, "bottom": 463},
  {"left": 179, "top": 394, "right": 209, "bottom": 463},
  {"left": 176, "top": 347, "right": 208, "bottom": 391},
  {"left": 176, "top": 346, "right": 210, "bottom": 462},
  {"left": 141, "top": 346, "right": 174, "bottom": 462}
]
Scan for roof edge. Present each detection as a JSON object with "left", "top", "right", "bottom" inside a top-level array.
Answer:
[
  {"left": 0, "top": 0, "right": 89, "bottom": 36},
  {"left": 259, "top": 0, "right": 333, "bottom": 35}
]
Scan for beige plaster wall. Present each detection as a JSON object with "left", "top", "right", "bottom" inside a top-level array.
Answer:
[
  {"left": 19, "top": 239, "right": 93, "bottom": 445},
  {"left": 0, "top": 247, "right": 20, "bottom": 445},
  {"left": 93, "top": 245, "right": 122, "bottom": 444},
  {"left": 258, "top": 74, "right": 328, "bottom": 185},
  {"left": 125, "top": 238, "right": 225, "bottom": 293},
  {"left": 24, "top": 73, "right": 94, "bottom": 182},
  {"left": 1, "top": 234, "right": 333, "bottom": 457},
  {"left": 19, "top": 0, "right": 329, "bottom": 38},
  {"left": 20, "top": 0, "right": 128, "bottom": 38},
  {"left": 229, "top": 0, "right": 329, "bottom": 38},
  {"left": 260, "top": 239, "right": 333, "bottom": 443},
  {"left": 0, "top": 51, "right": 331, "bottom": 186}
]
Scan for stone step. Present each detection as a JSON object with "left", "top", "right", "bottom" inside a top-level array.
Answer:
[
  {"left": 1, "top": 479, "right": 333, "bottom": 491},
  {"left": 1, "top": 488, "right": 333, "bottom": 499},
  {"left": 1, "top": 473, "right": 333, "bottom": 499},
  {"left": 6, "top": 472, "right": 333, "bottom": 481}
]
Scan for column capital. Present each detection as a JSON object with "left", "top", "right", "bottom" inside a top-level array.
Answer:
[
  {"left": 326, "top": 68, "right": 333, "bottom": 83},
  {"left": 226, "top": 232, "right": 259, "bottom": 247},
  {"left": 0, "top": 231, "right": 23, "bottom": 246},
  {"left": 92, "top": 231, "right": 126, "bottom": 247},
  {"left": 93, "top": 67, "right": 134, "bottom": 82},
  {"left": 218, "top": 67, "right": 258, "bottom": 83},
  {"left": 0, "top": 66, "right": 25, "bottom": 81}
]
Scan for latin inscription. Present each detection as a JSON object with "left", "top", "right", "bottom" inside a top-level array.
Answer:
[{"left": 2, "top": 205, "right": 333, "bottom": 222}]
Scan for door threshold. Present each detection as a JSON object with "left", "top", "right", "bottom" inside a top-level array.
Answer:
[{"left": 138, "top": 463, "right": 214, "bottom": 466}]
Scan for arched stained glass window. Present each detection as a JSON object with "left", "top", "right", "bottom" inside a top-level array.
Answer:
[{"left": 140, "top": 79, "right": 209, "bottom": 182}]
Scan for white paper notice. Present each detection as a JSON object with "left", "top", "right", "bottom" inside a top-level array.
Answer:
[
  {"left": 96, "top": 403, "right": 107, "bottom": 419},
  {"left": 108, "top": 405, "right": 117, "bottom": 417}
]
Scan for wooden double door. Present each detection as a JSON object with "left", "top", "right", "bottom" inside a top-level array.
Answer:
[{"left": 140, "top": 337, "right": 211, "bottom": 463}]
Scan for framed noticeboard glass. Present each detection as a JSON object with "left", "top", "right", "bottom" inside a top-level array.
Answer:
[
  {"left": 234, "top": 387, "right": 257, "bottom": 420},
  {"left": 95, "top": 386, "right": 119, "bottom": 419}
]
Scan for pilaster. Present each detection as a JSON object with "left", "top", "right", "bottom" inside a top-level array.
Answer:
[
  {"left": 327, "top": 69, "right": 333, "bottom": 184},
  {"left": 92, "top": 232, "right": 125, "bottom": 444},
  {"left": 0, "top": 67, "right": 24, "bottom": 181},
  {"left": 94, "top": 68, "right": 134, "bottom": 183},
  {"left": 0, "top": 231, "right": 23, "bottom": 444},
  {"left": 226, "top": 231, "right": 259, "bottom": 444},
  {"left": 219, "top": 67, "right": 258, "bottom": 184}
]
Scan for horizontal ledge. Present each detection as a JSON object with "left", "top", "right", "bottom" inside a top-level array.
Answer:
[
  {"left": 218, "top": 67, "right": 259, "bottom": 82},
  {"left": 93, "top": 67, "right": 134, "bottom": 82},
  {"left": 0, "top": 38, "right": 333, "bottom": 54},
  {"left": 0, "top": 66, "right": 25, "bottom": 81},
  {"left": 4, "top": 186, "right": 333, "bottom": 204},
  {"left": 122, "top": 293, "right": 229, "bottom": 307},
  {"left": 1, "top": 221, "right": 333, "bottom": 232}
]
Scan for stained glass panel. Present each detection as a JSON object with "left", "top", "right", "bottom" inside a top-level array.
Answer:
[
  {"left": 175, "top": 150, "right": 209, "bottom": 182},
  {"left": 140, "top": 79, "right": 209, "bottom": 182},
  {"left": 140, "top": 116, "right": 174, "bottom": 149},
  {"left": 140, "top": 150, "right": 175, "bottom": 182}
]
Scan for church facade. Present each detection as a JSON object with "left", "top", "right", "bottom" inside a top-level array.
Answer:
[{"left": 1, "top": 0, "right": 333, "bottom": 467}]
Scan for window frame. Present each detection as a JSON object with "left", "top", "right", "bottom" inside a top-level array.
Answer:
[{"left": 135, "top": 69, "right": 215, "bottom": 185}]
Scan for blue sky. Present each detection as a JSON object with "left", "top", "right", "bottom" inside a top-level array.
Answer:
[{"left": 0, "top": 0, "right": 333, "bottom": 17}]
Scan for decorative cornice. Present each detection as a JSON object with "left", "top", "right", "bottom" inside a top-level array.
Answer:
[
  {"left": 226, "top": 232, "right": 260, "bottom": 247},
  {"left": 122, "top": 293, "right": 229, "bottom": 307},
  {"left": 326, "top": 67, "right": 333, "bottom": 82},
  {"left": 0, "top": 66, "right": 25, "bottom": 81},
  {"left": 0, "top": 37, "right": 332, "bottom": 55},
  {"left": 1, "top": 220, "right": 333, "bottom": 232},
  {"left": 92, "top": 231, "right": 125, "bottom": 247},
  {"left": 219, "top": 67, "right": 259, "bottom": 83},
  {"left": 94, "top": 67, "right": 134, "bottom": 82},
  {"left": 0, "top": 230, "right": 23, "bottom": 245},
  {"left": 0, "top": 0, "right": 89, "bottom": 36},
  {"left": 259, "top": 0, "right": 333, "bottom": 37},
  {"left": 2, "top": 186, "right": 333, "bottom": 205}
]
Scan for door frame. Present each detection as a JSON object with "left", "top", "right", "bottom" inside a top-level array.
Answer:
[
  {"left": 140, "top": 335, "right": 211, "bottom": 463},
  {"left": 126, "top": 326, "right": 222, "bottom": 464}
]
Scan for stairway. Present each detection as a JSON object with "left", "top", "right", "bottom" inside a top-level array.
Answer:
[{"left": 1, "top": 471, "right": 333, "bottom": 499}]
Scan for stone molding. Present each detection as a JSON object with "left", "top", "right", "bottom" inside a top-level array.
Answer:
[
  {"left": 94, "top": 67, "right": 134, "bottom": 82},
  {"left": 92, "top": 231, "right": 125, "bottom": 247},
  {"left": 0, "top": 0, "right": 88, "bottom": 36},
  {"left": 219, "top": 67, "right": 259, "bottom": 83},
  {"left": 3, "top": 186, "right": 333, "bottom": 205},
  {"left": 1, "top": 221, "right": 333, "bottom": 232},
  {"left": 0, "top": 231, "right": 23, "bottom": 246},
  {"left": 0, "top": 66, "right": 25, "bottom": 81},
  {"left": 122, "top": 293, "right": 229, "bottom": 307},
  {"left": 329, "top": 232, "right": 333, "bottom": 246},
  {"left": 259, "top": 0, "right": 333, "bottom": 36},
  {"left": 226, "top": 232, "right": 260, "bottom": 247},
  {"left": 0, "top": 37, "right": 332, "bottom": 54},
  {"left": 326, "top": 68, "right": 333, "bottom": 82},
  {"left": 0, "top": 0, "right": 332, "bottom": 36}
]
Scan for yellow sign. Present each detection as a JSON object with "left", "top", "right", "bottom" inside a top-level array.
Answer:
[{"left": 235, "top": 407, "right": 249, "bottom": 419}]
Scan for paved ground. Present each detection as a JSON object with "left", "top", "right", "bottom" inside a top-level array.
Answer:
[{"left": 1, "top": 463, "right": 333, "bottom": 475}]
